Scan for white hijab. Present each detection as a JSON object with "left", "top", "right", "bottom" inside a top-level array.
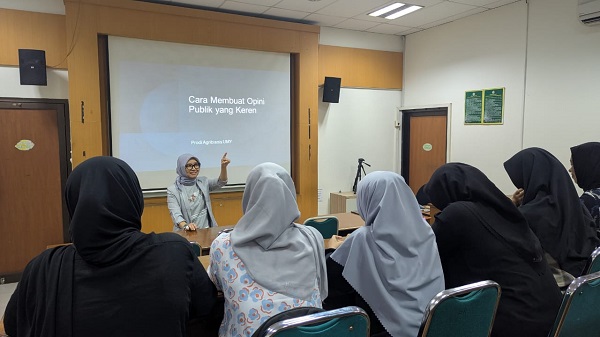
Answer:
[
  {"left": 331, "top": 171, "right": 445, "bottom": 337},
  {"left": 230, "top": 163, "right": 327, "bottom": 300}
]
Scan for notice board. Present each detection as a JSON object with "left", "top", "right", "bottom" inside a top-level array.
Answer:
[{"left": 465, "top": 87, "right": 504, "bottom": 125}]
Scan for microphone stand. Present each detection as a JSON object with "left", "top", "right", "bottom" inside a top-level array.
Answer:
[{"left": 352, "top": 158, "right": 371, "bottom": 194}]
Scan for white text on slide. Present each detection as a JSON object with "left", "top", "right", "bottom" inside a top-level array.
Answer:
[{"left": 190, "top": 139, "right": 233, "bottom": 145}]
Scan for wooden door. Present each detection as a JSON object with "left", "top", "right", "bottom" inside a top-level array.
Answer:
[
  {"left": 0, "top": 101, "right": 70, "bottom": 280},
  {"left": 401, "top": 109, "right": 447, "bottom": 194}
]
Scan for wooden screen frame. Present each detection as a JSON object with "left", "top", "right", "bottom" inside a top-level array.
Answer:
[{"left": 64, "top": 0, "right": 319, "bottom": 218}]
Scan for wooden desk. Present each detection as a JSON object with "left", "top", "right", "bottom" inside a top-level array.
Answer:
[
  {"left": 329, "top": 192, "right": 357, "bottom": 213},
  {"left": 179, "top": 212, "right": 365, "bottom": 255},
  {"left": 327, "top": 212, "right": 364, "bottom": 233},
  {"left": 177, "top": 225, "right": 234, "bottom": 255}
]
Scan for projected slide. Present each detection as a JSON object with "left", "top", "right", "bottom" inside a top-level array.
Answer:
[{"left": 108, "top": 37, "right": 291, "bottom": 190}]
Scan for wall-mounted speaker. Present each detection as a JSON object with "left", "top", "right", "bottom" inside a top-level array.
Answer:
[
  {"left": 323, "top": 77, "right": 341, "bottom": 103},
  {"left": 19, "top": 49, "right": 47, "bottom": 86}
]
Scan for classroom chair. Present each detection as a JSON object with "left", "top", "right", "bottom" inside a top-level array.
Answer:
[
  {"left": 583, "top": 246, "right": 600, "bottom": 274},
  {"left": 189, "top": 241, "right": 202, "bottom": 257},
  {"left": 547, "top": 271, "right": 600, "bottom": 337},
  {"left": 303, "top": 216, "right": 339, "bottom": 239},
  {"left": 258, "top": 306, "right": 369, "bottom": 337},
  {"left": 418, "top": 280, "right": 501, "bottom": 337}
]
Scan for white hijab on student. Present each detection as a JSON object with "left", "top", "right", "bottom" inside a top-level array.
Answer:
[
  {"left": 230, "top": 162, "right": 327, "bottom": 300},
  {"left": 331, "top": 171, "right": 445, "bottom": 337}
]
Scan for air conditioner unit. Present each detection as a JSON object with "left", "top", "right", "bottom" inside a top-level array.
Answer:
[{"left": 579, "top": 0, "right": 600, "bottom": 25}]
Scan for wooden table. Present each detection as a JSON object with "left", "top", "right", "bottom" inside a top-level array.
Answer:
[
  {"left": 328, "top": 212, "right": 364, "bottom": 233},
  {"left": 179, "top": 212, "right": 366, "bottom": 255}
]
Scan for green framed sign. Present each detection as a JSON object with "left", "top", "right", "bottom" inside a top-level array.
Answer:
[{"left": 465, "top": 87, "right": 505, "bottom": 125}]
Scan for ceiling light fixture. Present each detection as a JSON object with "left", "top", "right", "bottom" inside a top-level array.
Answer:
[
  {"left": 385, "top": 5, "right": 422, "bottom": 19},
  {"left": 368, "top": 3, "right": 405, "bottom": 17},
  {"left": 368, "top": 2, "right": 423, "bottom": 20}
]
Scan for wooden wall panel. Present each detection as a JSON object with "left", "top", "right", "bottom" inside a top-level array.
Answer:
[
  {"left": 318, "top": 45, "right": 403, "bottom": 89},
  {"left": 0, "top": 9, "right": 67, "bottom": 68},
  {"left": 64, "top": 0, "right": 319, "bottom": 219}
]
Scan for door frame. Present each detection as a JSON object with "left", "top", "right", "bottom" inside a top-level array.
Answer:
[
  {"left": 0, "top": 98, "right": 71, "bottom": 242},
  {"left": 400, "top": 105, "right": 449, "bottom": 186}
]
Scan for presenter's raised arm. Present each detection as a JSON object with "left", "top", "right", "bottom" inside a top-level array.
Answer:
[{"left": 219, "top": 152, "right": 230, "bottom": 182}]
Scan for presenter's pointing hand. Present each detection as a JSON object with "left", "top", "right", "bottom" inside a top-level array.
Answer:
[{"left": 221, "top": 152, "right": 231, "bottom": 168}]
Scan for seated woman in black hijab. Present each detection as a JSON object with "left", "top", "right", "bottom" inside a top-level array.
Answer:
[
  {"left": 570, "top": 142, "right": 600, "bottom": 232},
  {"left": 4, "top": 156, "right": 217, "bottom": 337},
  {"left": 504, "top": 147, "right": 599, "bottom": 279},
  {"left": 424, "top": 163, "right": 562, "bottom": 337}
]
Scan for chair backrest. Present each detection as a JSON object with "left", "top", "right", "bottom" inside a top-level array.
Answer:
[
  {"left": 584, "top": 246, "right": 600, "bottom": 274},
  {"left": 548, "top": 271, "right": 600, "bottom": 337},
  {"left": 262, "top": 306, "right": 369, "bottom": 337},
  {"left": 303, "top": 216, "right": 339, "bottom": 239},
  {"left": 189, "top": 241, "right": 202, "bottom": 257},
  {"left": 252, "top": 307, "right": 325, "bottom": 337},
  {"left": 418, "top": 280, "right": 501, "bottom": 337}
]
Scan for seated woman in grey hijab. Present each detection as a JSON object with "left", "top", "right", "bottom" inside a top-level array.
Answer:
[
  {"left": 208, "top": 162, "right": 328, "bottom": 337},
  {"left": 324, "top": 171, "right": 445, "bottom": 337}
]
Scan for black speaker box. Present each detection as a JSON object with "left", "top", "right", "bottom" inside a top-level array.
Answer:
[
  {"left": 19, "top": 49, "right": 47, "bottom": 86},
  {"left": 323, "top": 77, "right": 341, "bottom": 103}
]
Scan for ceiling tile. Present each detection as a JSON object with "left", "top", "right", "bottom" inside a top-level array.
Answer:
[
  {"left": 0, "top": 0, "right": 65, "bottom": 14},
  {"left": 484, "top": 0, "right": 521, "bottom": 8},
  {"left": 274, "top": 0, "right": 338, "bottom": 13},
  {"left": 316, "top": 0, "right": 389, "bottom": 18},
  {"left": 220, "top": 0, "right": 269, "bottom": 13},
  {"left": 398, "top": 0, "right": 445, "bottom": 6},
  {"left": 448, "top": 0, "right": 497, "bottom": 6},
  {"left": 303, "top": 13, "right": 347, "bottom": 26},
  {"left": 387, "top": 1, "right": 477, "bottom": 27},
  {"left": 418, "top": 6, "right": 486, "bottom": 29},
  {"left": 334, "top": 18, "right": 380, "bottom": 31},
  {"left": 264, "top": 7, "right": 310, "bottom": 20}
]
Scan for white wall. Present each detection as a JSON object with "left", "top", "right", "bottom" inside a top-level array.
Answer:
[
  {"left": 317, "top": 29, "right": 403, "bottom": 215},
  {"left": 317, "top": 88, "right": 401, "bottom": 215},
  {"left": 523, "top": 0, "right": 600, "bottom": 163},
  {"left": 403, "top": 0, "right": 600, "bottom": 193},
  {"left": 0, "top": 66, "right": 69, "bottom": 99}
]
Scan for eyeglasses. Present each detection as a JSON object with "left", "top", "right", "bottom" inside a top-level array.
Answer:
[{"left": 185, "top": 163, "right": 200, "bottom": 170}]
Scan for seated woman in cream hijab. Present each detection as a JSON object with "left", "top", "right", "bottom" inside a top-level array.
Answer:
[{"left": 208, "top": 162, "right": 327, "bottom": 337}]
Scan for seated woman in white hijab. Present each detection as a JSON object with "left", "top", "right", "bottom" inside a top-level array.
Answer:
[
  {"left": 208, "top": 163, "right": 328, "bottom": 337},
  {"left": 324, "top": 171, "right": 445, "bottom": 337}
]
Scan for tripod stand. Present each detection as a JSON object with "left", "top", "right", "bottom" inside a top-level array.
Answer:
[{"left": 352, "top": 158, "right": 371, "bottom": 193}]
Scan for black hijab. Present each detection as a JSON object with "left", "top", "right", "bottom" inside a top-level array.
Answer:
[
  {"left": 424, "top": 163, "right": 544, "bottom": 266},
  {"left": 571, "top": 142, "right": 600, "bottom": 191},
  {"left": 504, "top": 147, "right": 599, "bottom": 276},
  {"left": 6, "top": 157, "right": 146, "bottom": 337}
]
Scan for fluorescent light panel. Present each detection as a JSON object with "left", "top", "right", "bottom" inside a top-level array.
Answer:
[
  {"left": 368, "top": 2, "right": 423, "bottom": 19},
  {"left": 369, "top": 3, "right": 404, "bottom": 17},
  {"left": 385, "top": 5, "right": 422, "bottom": 19}
]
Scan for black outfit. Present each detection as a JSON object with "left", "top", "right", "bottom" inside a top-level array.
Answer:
[
  {"left": 4, "top": 157, "right": 217, "bottom": 337},
  {"left": 571, "top": 142, "right": 600, "bottom": 231},
  {"left": 424, "top": 163, "right": 562, "bottom": 337},
  {"left": 323, "top": 251, "right": 390, "bottom": 337},
  {"left": 504, "top": 147, "right": 599, "bottom": 277}
]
